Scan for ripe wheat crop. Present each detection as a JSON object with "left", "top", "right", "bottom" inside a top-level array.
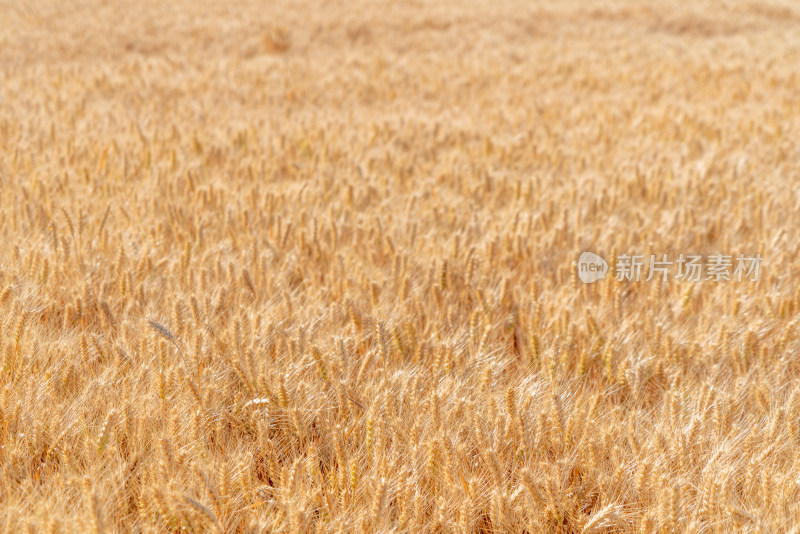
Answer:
[{"left": 1, "top": 0, "right": 800, "bottom": 532}]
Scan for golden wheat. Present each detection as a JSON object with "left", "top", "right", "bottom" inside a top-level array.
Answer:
[{"left": 1, "top": 0, "right": 800, "bottom": 532}]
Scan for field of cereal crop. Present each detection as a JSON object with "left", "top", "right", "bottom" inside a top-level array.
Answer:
[{"left": 2, "top": 0, "right": 800, "bottom": 531}]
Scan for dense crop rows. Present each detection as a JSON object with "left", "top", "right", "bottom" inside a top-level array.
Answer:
[{"left": 2, "top": 0, "right": 800, "bottom": 532}]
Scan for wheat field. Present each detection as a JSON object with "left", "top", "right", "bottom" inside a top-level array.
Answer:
[{"left": 2, "top": 0, "right": 800, "bottom": 532}]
